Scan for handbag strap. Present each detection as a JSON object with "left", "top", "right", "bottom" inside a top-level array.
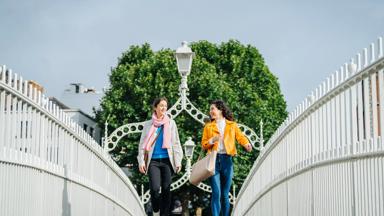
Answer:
[
  {"left": 146, "top": 126, "right": 164, "bottom": 151},
  {"left": 197, "top": 146, "right": 207, "bottom": 161}
]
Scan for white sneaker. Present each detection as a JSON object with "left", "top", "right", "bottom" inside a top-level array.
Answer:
[{"left": 153, "top": 211, "right": 160, "bottom": 216}]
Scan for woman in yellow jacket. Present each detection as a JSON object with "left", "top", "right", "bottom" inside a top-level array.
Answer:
[{"left": 201, "top": 100, "right": 252, "bottom": 216}]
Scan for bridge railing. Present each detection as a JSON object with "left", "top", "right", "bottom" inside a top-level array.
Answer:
[
  {"left": 0, "top": 67, "right": 145, "bottom": 216},
  {"left": 233, "top": 37, "right": 384, "bottom": 216}
]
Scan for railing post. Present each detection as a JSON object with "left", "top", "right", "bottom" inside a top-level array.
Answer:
[
  {"left": 232, "top": 184, "right": 236, "bottom": 206},
  {"left": 371, "top": 43, "right": 376, "bottom": 63},
  {"left": 141, "top": 184, "right": 145, "bottom": 204},
  {"left": 260, "top": 120, "right": 264, "bottom": 149}
]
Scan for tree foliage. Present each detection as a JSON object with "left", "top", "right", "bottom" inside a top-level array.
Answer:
[{"left": 95, "top": 40, "right": 288, "bottom": 212}]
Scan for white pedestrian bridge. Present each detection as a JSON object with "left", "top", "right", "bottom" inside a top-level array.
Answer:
[{"left": 1, "top": 36, "right": 384, "bottom": 216}]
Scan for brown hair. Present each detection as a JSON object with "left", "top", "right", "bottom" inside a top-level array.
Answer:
[
  {"left": 152, "top": 97, "right": 168, "bottom": 112},
  {"left": 210, "top": 100, "right": 234, "bottom": 121}
]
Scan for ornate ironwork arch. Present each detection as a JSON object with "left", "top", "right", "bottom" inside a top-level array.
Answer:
[{"left": 103, "top": 42, "right": 264, "bottom": 205}]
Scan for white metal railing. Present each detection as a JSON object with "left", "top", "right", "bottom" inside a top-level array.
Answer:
[
  {"left": 233, "top": 36, "right": 384, "bottom": 216},
  {"left": 0, "top": 66, "right": 145, "bottom": 216}
]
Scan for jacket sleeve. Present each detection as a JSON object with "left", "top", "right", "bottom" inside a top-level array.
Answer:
[
  {"left": 201, "top": 124, "right": 213, "bottom": 150},
  {"left": 137, "top": 122, "right": 147, "bottom": 167},
  {"left": 234, "top": 123, "right": 250, "bottom": 147},
  {"left": 172, "top": 120, "right": 183, "bottom": 167}
]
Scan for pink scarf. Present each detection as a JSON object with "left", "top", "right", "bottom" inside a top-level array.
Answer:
[{"left": 143, "top": 113, "right": 171, "bottom": 151}]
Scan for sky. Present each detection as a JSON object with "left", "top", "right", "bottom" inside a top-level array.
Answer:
[{"left": 0, "top": 0, "right": 383, "bottom": 112}]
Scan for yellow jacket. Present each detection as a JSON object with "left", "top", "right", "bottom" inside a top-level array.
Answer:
[{"left": 201, "top": 119, "right": 249, "bottom": 156}]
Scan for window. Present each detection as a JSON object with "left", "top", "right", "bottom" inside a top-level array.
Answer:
[
  {"left": 90, "top": 127, "right": 94, "bottom": 137},
  {"left": 83, "top": 124, "right": 88, "bottom": 132}
]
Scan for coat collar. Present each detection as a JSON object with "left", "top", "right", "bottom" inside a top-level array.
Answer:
[{"left": 210, "top": 118, "right": 234, "bottom": 125}]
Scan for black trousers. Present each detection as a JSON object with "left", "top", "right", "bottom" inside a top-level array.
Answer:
[{"left": 148, "top": 158, "right": 174, "bottom": 216}]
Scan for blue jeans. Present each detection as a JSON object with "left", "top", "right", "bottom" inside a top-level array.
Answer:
[{"left": 209, "top": 154, "right": 233, "bottom": 216}]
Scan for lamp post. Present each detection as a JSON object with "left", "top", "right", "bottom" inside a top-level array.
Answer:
[
  {"left": 175, "top": 41, "right": 194, "bottom": 109},
  {"left": 184, "top": 137, "right": 196, "bottom": 176},
  {"left": 184, "top": 137, "right": 196, "bottom": 159}
]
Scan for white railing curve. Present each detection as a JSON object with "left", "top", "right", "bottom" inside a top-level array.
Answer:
[
  {"left": 0, "top": 66, "right": 145, "bottom": 216},
  {"left": 233, "top": 36, "right": 384, "bottom": 216}
]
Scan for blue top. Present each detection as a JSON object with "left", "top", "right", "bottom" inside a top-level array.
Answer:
[{"left": 151, "top": 126, "right": 169, "bottom": 159}]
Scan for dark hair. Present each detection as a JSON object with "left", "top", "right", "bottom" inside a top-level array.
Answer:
[
  {"left": 210, "top": 100, "right": 234, "bottom": 121},
  {"left": 203, "top": 116, "right": 211, "bottom": 124},
  {"left": 152, "top": 97, "right": 168, "bottom": 112}
]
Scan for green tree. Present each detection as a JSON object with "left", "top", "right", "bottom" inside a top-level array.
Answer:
[{"left": 95, "top": 40, "right": 288, "bottom": 212}]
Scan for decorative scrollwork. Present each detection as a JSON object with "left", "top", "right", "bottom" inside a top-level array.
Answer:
[
  {"left": 170, "top": 172, "right": 189, "bottom": 191},
  {"left": 104, "top": 98, "right": 263, "bottom": 152},
  {"left": 196, "top": 182, "right": 236, "bottom": 204},
  {"left": 237, "top": 123, "right": 264, "bottom": 150},
  {"left": 167, "top": 98, "right": 183, "bottom": 119},
  {"left": 141, "top": 190, "right": 151, "bottom": 204},
  {"left": 104, "top": 121, "right": 145, "bottom": 152},
  {"left": 184, "top": 98, "right": 209, "bottom": 124}
]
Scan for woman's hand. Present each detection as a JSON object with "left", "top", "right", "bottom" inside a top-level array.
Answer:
[
  {"left": 139, "top": 165, "right": 146, "bottom": 174},
  {"left": 209, "top": 135, "right": 220, "bottom": 144},
  {"left": 244, "top": 143, "right": 252, "bottom": 152},
  {"left": 176, "top": 166, "right": 182, "bottom": 173}
]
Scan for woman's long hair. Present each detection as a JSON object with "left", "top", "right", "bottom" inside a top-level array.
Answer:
[{"left": 210, "top": 100, "right": 234, "bottom": 121}]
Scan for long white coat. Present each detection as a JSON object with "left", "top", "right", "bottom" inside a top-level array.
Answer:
[{"left": 137, "top": 119, "right": 183, "bottom": 173}]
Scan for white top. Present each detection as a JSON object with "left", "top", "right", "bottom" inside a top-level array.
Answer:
[{"left": 216, "top": 118, "right": 227, "bottom": 154}]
